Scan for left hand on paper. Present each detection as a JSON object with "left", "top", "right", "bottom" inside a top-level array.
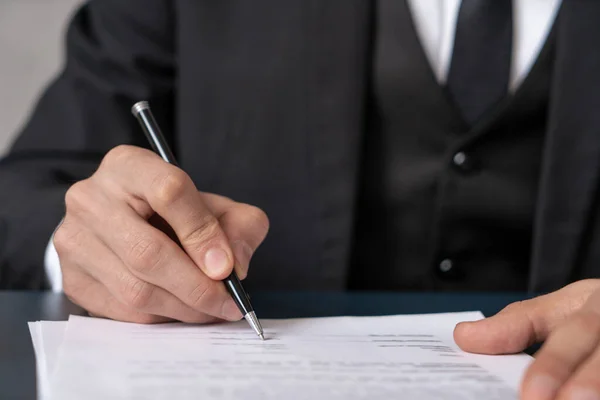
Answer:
[{"left": 454, "top": 279, "right": 600, "bottom": 400}]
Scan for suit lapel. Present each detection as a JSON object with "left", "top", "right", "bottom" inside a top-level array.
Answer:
[
  {"left": 530, "top": 1, "right": 600, "bottom": 292},
  {"left": 306, "top": 1, "right": 372, "bottom": 288}
]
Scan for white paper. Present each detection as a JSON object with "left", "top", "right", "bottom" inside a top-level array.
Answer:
[
  {"left": 45, "top": 312, "right": 532, "bottom": 399},
  {"left": 28, "top": 322, "right": 46, "bottom": 399},
  {"left": 28, "top": 321, "right": 68, "bottom": 400},
  {"left": 39, "top": 321, "right": 67, "bottom": 378}
]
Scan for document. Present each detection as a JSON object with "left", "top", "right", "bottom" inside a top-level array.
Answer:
[
  {"left": 35, "top": 312, "right": 532, "bottom": 399},
  {"left": 28, "top": 321, "right": 67, "bottom": 400}
]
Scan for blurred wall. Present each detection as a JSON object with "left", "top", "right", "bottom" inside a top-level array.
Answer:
[{"left": 0, "top": 0, "right": 83, "bottom": 156}]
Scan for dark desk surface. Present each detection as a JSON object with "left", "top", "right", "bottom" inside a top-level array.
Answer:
[{"left": 0, "top": 291, "right": 532, "bottom": 399}]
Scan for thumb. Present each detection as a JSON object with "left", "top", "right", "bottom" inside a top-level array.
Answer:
[
  {"left": 453, "top": 280, "right": 598, "bottom": 355},
  {"left": 453, "top": 300, "right": 543, "bottom": 355}
]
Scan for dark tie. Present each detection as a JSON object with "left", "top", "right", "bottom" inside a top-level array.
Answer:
[{"left": 446, "top": 0, "right": 513, "bottom": 125}]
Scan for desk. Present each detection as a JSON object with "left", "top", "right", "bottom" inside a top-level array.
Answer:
[{"left": 0, "top": 291, "right": 531, "bottom": 399}]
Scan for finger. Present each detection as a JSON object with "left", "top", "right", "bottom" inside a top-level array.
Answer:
[
  {"left": 58, "top": 222, "right": 220, "bottom": 324},
  {"left": 520, "top": 311, "right": 600, "bottom": 400},
  {"left": 454, "top": 281, "right": 600, "bottom": 354},
  {"left": 66, "top": 178, "right": 240, "bottom": 321},
  {"left": 454, "top": 298, "right": 551, "bottom": 355},
  {"left": 62, "top": 264, "right": 170, "bottom": 324},
  {"left": 202, "top": 193, "right": 269, "bottom": 279},
  {"left": 556, "top": 294, "right": 600, "bottom": 400},
  {"left": 83, "top": 196, "right": 241, "bottom": 321},
  {"left": 557, "top": 338, "right": 600, "bottom": 400},
  {"left": 98, "top": 145, "right": 235, "bottom": 280}
]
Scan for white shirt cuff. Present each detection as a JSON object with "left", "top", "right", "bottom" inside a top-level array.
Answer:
[{"left": 44, "top": 233, "right": 63, "bottom": 292}]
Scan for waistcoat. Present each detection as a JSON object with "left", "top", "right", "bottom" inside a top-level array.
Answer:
[{"left": 349, "top": 0, "right": 558, "bottom": 291}]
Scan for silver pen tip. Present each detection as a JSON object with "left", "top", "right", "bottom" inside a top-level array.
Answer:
[{"left": 244, "top": 311, "right": 265, "bottom": 341}]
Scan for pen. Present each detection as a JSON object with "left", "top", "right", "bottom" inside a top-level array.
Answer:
[{"left": 131, "top": 101, "right": 265, "bottom": 340}]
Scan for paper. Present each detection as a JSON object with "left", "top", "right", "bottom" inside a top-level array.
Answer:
[
  {"left": 28, "top": 321, "right": 67, "bottom": 400},
  {"left": 28, "top": 322, "right": 45, "bottom": 398},
  {"left": 35, "top": 312, "right": 532, "bottom": 399}
]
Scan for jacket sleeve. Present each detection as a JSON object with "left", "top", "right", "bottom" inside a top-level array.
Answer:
[{"left": 0, "top": 0, "right": 176, "bottom": 289}]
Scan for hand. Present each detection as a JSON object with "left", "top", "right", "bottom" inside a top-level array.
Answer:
[
  {"left": 454, "top": 279, "right": 600, "bottom": 400},
  {"left": 54, "top": 145, "right": 269, "bottom": 324}
]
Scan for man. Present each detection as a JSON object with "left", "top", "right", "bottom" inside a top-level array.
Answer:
[{"left": 0, "top": 0, "right": 599, "bottom": 398}]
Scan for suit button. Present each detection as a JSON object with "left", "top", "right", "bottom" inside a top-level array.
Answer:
[
  {"left": 452, "top": 151, "right": 478, "bottom": 173},
  {"left": 453, "top": 152, "right": 467, "bottom": 166},
  {"left": 439, "top": 258, "right": 454, "bottom": 273},
  {"left": 436, "top": 257, "right": 464, "bottom": 280}
]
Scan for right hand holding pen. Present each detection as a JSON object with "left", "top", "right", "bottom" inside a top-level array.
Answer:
[{"left": 53, "top": 145, "right": 269, "bottom": 324}]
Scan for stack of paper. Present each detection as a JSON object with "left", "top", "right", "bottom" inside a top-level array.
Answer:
[{"left": 29, "top": 311, "right": 532, "bottom": 399}]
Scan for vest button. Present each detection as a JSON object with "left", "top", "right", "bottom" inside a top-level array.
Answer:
[
  {"left": 439, "top": 258, "right": 454, "bottom": 273},
  {"left": 436, "top": 257, "right": 466, "bottom": 280},
  {"left": 453, "top": 152, "right": 467, "bottom": 166},
  {"left": 452, "top": 151, "right": 477, "bottom": 172}
]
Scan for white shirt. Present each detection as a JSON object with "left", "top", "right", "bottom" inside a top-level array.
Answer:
[{"left": 44, "top": 0, "right": 563, "bottom": 291}]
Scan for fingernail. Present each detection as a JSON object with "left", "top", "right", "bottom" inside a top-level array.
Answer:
[
  {"left": 232, "top": 240, "right": 253, "bottom": 278},
  {"left": 569, "top": 387, "right": 600, "bottom": 400},
  {"left": 204, "top": 248, "right": 231, "bottom": 276},
  {"left": 222, "top": 299, "right": 243, "bottom": 321},
  {"left": 524, "top": 375, "right": 560, "bottom": 400}
]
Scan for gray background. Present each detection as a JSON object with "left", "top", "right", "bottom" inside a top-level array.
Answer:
[{"left": 0, "top": 0, "right": 83, "bottom": 156}]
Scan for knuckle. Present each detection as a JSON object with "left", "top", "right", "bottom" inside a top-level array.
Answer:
[
  {"left": 187, "top": 282, "right": 213, "bottom": 310},
  {"left": 103, "top": 145, "right": 139, "bottom": 168},
  {"left": 247, "top": 205, "right": 270, "bottom": 234},
  {"left": 501, "top": 301, "right": 525, "bottom": 314},
  {"left": 153, "top": 169, "right": 191, "bottom": 208},
  {"left": 126, "top": 235, "right": 164, "bottom": 274},
  {"left": 182, "top": 214, "right": 222, "bottom": 248},
  {"left": 122, "top": 278, "right": 155, "bottom": 309},
  {"left": 53, "top": 223, "right": 83, "bottom": 257},
  {"left": 64, "top": 180, "right": 90, "bottom": 213}
]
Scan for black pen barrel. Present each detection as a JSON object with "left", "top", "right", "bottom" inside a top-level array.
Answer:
[
  {"left": 131, "top": 101, "right": 178, "bottom": 166},
  {"left": 224, "top": 272, "right": 253, "bottom": 315}
]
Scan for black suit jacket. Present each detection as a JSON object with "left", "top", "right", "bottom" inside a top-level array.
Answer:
[{"left": 1, "top": 1, "right": 600, "bottom": 292}]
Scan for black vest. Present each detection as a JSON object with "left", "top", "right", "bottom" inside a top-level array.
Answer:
[{"left": 349, "top": 0, "right": 558, "bottom": 291}]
